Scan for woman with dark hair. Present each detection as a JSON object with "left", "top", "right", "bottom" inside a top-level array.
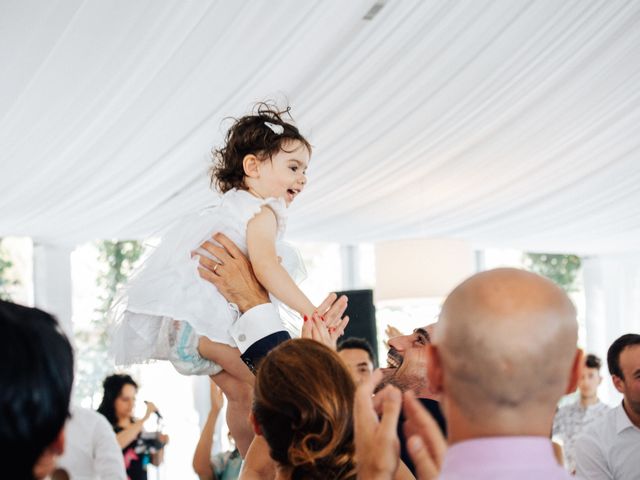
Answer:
[{"left": 97, "top": 374, "right": 168, "bottom": 480}]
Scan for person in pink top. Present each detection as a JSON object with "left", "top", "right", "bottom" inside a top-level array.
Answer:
[{"left": 355, "top": 268, "right": 583, "bottom": 480}]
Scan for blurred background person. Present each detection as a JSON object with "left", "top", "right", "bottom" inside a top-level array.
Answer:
[
  {"left": 553, "top": 353, "right": 609, "bottom": 473},
  {"left": 574, "top": 334, "right": 640, "bottom": 479},
  {"left": 56, "top": 405, "right": 126, "bottom": 479},
  {"left": 193, "top": 379, "right": 242, "bottom": 480},
  {"left": 337, "top": 337, "right": 376, "bottom": 384},
  {"left": 97, "top": 374, "right": 169, "bottom": 480}
]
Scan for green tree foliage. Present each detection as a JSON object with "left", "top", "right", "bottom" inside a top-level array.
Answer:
[
  {"left": 523, "top": 253, "right": 582, "bottom": 292},
  {"left": 74, "top": 240, "right": 144, "bottom": 406},
  {"left": 0, "top": 238, "right": 19, "bottom": 301}
]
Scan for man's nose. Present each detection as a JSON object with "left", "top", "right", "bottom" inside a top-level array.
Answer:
[{"left": 388, "top": 337, "right": 403, "bottom": 352}]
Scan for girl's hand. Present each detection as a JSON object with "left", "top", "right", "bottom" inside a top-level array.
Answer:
[
  {"left": 302, "top": 311, "right": 349, "bottom": 350},
  {"left": 300, "top": 292, "right": 350, "bottom": 349},
  {"left": 317, "top": 292, "right": 349, "bottom": 327}
]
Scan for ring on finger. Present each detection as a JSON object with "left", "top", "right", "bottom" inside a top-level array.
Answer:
[{"left": 213, "top": 263, "right": 220, "bottom": 273}]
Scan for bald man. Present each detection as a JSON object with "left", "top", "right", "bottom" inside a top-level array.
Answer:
[{"left": 355, "top": 268, "right": 582, "bottom": 479}]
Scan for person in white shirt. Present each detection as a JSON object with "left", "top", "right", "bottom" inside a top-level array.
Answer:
[
  {"left": 56, "top": 405, "right": 126, "bottom": 480},
  {"left": 574, "top": 334, "right": 640, "bottom": 480},
  {"left": 553, "top": 353, "right": 610, "bottom": 473}
]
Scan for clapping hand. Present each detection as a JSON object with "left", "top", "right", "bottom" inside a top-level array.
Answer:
[
  {"left": 301, "top": 293, "right": 350, "bottom": 350},
  {"left": 402, "top": 390, "right": 446, "bottom": 479},
  {"left": 354, "top": 370, "right": 403, "bottom": 479},
  {"left": 383, "top": 324, "right": 403, "bottom": 350}
]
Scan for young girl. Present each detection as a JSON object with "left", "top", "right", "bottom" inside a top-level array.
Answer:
[{"left": 112, "top": 104, "right": 319, "bottom": 454}]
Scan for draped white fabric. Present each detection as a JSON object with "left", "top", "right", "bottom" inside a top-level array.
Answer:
[{"left": 1, "top": 0, "right": 640, "bottom": 254}]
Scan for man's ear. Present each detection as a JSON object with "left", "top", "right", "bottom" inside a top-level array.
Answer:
[
  {"left": 566, "top": 348, "right": 583, "bottom": 394},
  {"left": 426, "top": 344, "right": 443, "bottom": 395},
  {"left": 243, "top": 154, "right": 260, "bottom": 178},
  {"left": 52, "top": 428, "right": 65, "bottom": 454},
  {"left": 612, "top": 374, "right": 625, "bottom": 394},
  {"left": 249, "top": 412, "right": 263, "bottom": 436},
  {"left": 32, "top": 428, "right": 65, "bottom": 479}
]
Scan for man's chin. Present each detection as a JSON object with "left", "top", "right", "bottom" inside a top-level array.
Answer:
[
  {"left": 374, "top": 367, "right": 398, "bottom": 393},
  {"left": 375, "top": 367, "right": 433, "bottom": 398}
]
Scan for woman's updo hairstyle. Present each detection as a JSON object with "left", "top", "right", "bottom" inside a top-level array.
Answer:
[
  {"left": 211, "top": 102, "right": 312, "bottom": 193},
  {"left": 253, "top": 339, "right": 357, "bottom": 480}
]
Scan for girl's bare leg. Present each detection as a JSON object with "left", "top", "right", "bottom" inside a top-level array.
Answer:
[
  {"left": 198, "top": 337, "right": 255, "bottom": 385},
  {"left": 210, "top": 371, "right": 254, "bottom": 457}
]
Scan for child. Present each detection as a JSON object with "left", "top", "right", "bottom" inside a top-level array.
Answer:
[{"left": 112, "top": 104, "right": 318, "bottom": 454}]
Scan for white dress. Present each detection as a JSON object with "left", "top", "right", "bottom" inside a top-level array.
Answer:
[{"left": 111, "top": 189, "right": 306, "bottom": 366}]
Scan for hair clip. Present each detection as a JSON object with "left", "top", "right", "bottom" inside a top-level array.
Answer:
[{"left": 264, "top": 121, "right": 284, "bottom": 135}]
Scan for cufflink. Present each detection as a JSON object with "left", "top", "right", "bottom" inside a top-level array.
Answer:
[
  {"left": 238, "top": 334, "right": 246, "bottom": 342},
  {"left": 243, "top": 357, "right": 257, "bottom": 375}
]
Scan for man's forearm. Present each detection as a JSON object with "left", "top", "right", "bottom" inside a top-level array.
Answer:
[{"left": 193, "top": 408, "right": 219, "bottom": 478}]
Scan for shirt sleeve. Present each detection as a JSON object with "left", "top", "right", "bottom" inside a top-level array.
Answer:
[
  {"left": 551, "top": 408, "right": 564, "bottom": 438},
  {"left": 228, "top": 303, "right": 286, "bottom": 353},
  {"left": 93, "top": 414, "right": 127, "bottom": 479},
  {"left": 574, "top": 432, "right": 612, "bottom": 480}
]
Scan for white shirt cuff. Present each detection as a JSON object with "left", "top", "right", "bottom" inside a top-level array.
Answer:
[{"left": 228, "top": 303, "right": 284, "bottom": 354}]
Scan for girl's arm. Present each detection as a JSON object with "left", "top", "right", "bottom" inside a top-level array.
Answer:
[{"left": 246, "top": 207, "right": 316, "bottom": 318}]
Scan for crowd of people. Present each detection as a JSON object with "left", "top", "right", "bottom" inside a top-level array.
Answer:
[
  {"left": 2, "top": 255, "right": 639, "bottom": 479},
  {"left": 1, "top": 105, "right": 639, "bottom": 479}
]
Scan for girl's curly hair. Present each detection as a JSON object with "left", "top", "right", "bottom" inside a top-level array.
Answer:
[
  {"left": 253, "top": 339, "right": 357, "bottom": 480},
  {"left": 210, "top": 103, "right": 312, "bottom": 193}
]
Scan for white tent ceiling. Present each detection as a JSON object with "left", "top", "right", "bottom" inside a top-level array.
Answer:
[{"left": 1, "top": 0, "right": 639, "bottom": 254}]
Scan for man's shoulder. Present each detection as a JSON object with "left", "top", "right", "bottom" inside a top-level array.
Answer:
[
  {"left": 589, "top": 404, "right": 616, "bottom": 427},
  {"left": 592, "top": 401, "right": 611, "bottom": 414},
  {"left": 70, "top": 406, "right": 105, "bottom": 429},
  {"left": 553, "top": 401, "right": 579, "bottom": 426},
  {"left": 578, "top": 405, "right": 617, "bottom": 442}
]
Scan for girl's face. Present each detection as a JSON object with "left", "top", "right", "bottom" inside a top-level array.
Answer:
[
  {"left": 114, "top": 384, "right": 137, "bottom": 421},
  {"left": 253, "top": 140, "right": 310, "bottom": 205}
]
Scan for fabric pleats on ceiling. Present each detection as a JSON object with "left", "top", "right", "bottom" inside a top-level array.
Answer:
[{"left": 1, "top": 0, "right": 639, "bottom": 254}]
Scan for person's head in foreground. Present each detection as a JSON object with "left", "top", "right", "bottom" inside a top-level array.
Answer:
[
  {"left": 252, "top": 338, "right": 356, "bottom": 480},
  {"left": 0, "top": 300, "right": 74, "bottom": 479},
  {"left": 428, "top": 268, "right": 581, "bottom": 442},
  {"left": 578, "top": 353, "right": 603, "bottom": 402},
  {"left": 97, "top": 373, "right": 139, "bottom": 426},
  {"left": 607, "top": 333, "right": 640, "bottom": 419},
  {"left": 338, "top": 337, "right": 376, "bottom": 384}
]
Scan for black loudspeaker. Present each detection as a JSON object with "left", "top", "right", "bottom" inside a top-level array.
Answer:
[{"left": 335, "top": 289, "right": 378, "bottom": 365}]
